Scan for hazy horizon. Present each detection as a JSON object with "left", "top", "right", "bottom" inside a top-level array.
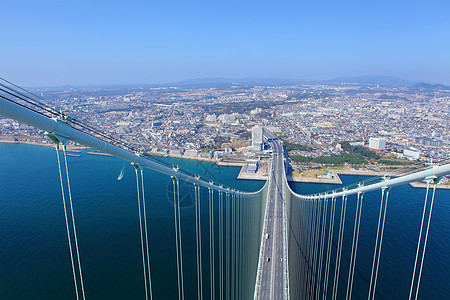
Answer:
[
  {"left": 16, "top": 75, "right": 446, "bottom": 90},
  {"left": 3, "top": 0, "right": 450, "bottom": 86}
]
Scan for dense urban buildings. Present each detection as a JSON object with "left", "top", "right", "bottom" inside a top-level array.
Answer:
[{"left": 1, "top": 80, "right": 449, "bottom": 165}]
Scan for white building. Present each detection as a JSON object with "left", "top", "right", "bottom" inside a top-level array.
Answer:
[
  {"left": 252, "top": 126, "right": 263, "bottom": 151},
  {"left": 184, "top": 149, "right": 199, "bottom": 157},
  {"left": 247, "top": 163, "right": 258, "bottom": 173},
  {"left": 368, "top": 137, "right": 386, "bottom": 150},
  {"left": 403, "top": 147, "right": 420, "bottom": 160},
  {"left": 205, "top": 114, "right": 217, "bottom": 122},
  {"left": 218, "top": 113, "right": 237, "bottom": 124},
  {"left": 350, "top": 141, "right": 365, "bottom": 147},
  {"left": 264, "top": 126, "right": 281, "bottom": 133}
]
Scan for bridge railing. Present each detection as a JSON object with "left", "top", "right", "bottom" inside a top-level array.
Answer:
[{"left": 280, "top": 140, "right": 450, "bottom": 299}]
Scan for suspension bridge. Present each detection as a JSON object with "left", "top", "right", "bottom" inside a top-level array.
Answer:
[{"left": 1, "top": 79, "right": 449, "bottom": 299}]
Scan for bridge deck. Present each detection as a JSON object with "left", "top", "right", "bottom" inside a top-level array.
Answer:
[{"left": 255, "top": 139, "right": 288, "bottom": 299}]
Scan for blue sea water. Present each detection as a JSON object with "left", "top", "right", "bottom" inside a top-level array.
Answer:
[{"left": 0, "top": 143, "right": 449, "bottom": 299}]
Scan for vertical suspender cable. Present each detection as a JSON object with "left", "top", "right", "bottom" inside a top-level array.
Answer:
[
  {"left": 209, "top": 188, "right": 215, "bottom": 300},
  {"left": 408, "top": 179, "right": 434, "bottom": 300},
  {"left": 303, "top": 198, "right": 309, "bottom": 299},
  {"left": 199, "top": 187, "right": 203, "bottom": 300},
  {"left": 368, "top": 187, "right": 389, "bottom": 300},
  {"left": 414, "top": 182, "right": 437, "bottom": 300},
  {"left": 306, "top": 198, "right": 315, "bottom": 299},
  {"left": 194, "top": 184, "right": 203, "bottom": 300},
  {"left": 135, "top": 165, "right": 149, "bottom": 300},
  {"left": 332, "top": 195, "right": 348, "bottom": 300},
  {"left": 368, "top": 188, "right": 385, "bottom": 300},
  {"left": 302, "top": 199, "right": 309, "bottom": 298},
  {"left": 316, "top": 197, "right": 328, "bottom": 298},
  {"left": 308, "top": 198, "right": 317, "bottom": 300},
  {"left": 304, "top": 199, "right": 311, "bottom": 298},
  {"left": 237, "top": 194, "right": 241, "bottom": 300},
  {"left": 172, "top": 177, "right": 183, "bottom": 300},
  {"left": 62, "top": 145, "right": 86, "bottom": 300},
  {"left": 235, "top": 193, "right": 239, "bottom": 299},
  {"left": 408, "top": 181, "right": 430, "bottom": 300},
  {"left": 172, "top": 178, "right": 180, "bottom": 300},
  {"left": 345, "top": 192, "right": 361, "bottom": 300},
  {"left": 140, "top": 169, "right": 153, "bottom": 300},
  {"left": 54, "top": 143, "right": 80, "bottom": 300},
  {"left": 219, "top": 191, "right": 224, "bottom": 300},
  {"left": 194, "top": 185, "right": 200, "bottom": 299},
  {"left": 231, "top": 192, "right": 235, "bottom": 300},
  {"left": 312, "top": 198, "right": 319, "bottom": 298},
  {"left": 311, "top": 197, "right": 322, "bottom": 300},
  {"left": 300, "top": 198, "right": 307, "bottom": 299},
  {"left": 323, "top": 196, "right": 336, "bottom": 300},
  {"left": 226, "top": 193, "right": 230, "bottom": 300},
  {"left": 347, "top": 192, "right": 364, "bottom": 300},
  {"left": 305, "top": 199, "right": 314, "bottom": 298},
  {"left": 235, "top": 193, "right": 239, "bottom": 300},
  {"left": 177, "top": 179, "right": 185, "bottom": 300},
  {"left": 238, "top": 194, "right": 241, "bottom": 300},
  {"left": 371, "top": 188, "right": 390, "bottom": 300}
]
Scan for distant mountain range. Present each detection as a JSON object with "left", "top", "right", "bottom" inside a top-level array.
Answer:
[{"left": 411, "top": 82, "right": 450, "bottom": 91}]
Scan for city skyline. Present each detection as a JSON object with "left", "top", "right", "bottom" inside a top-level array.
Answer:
[{"left": 2, "top": 0, "right": 450, "bottom": 86}]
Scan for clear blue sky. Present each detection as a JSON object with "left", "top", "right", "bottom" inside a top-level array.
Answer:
[{"left": 2, "top": 0, "right": 450, "bottom": 86}]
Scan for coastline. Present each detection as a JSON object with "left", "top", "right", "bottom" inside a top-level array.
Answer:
[
  {"left": 0, "top": 139, "right": 89, "bottom": 151},
  {"left": 3, "top": 140, "right": 444, "bottom": 187},
  {"left": 409, "top": 182, "right": 450, "bottom": 189}
]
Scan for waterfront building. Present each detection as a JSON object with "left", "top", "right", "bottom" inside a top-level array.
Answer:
[{"left": 252, "top": 126, "right": 263, "bottom": 151}]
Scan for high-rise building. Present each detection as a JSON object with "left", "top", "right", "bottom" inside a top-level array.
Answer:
[
  {"left": 368, "top": 137, "right": 386, "bottom": 150},
  {"left": 252, "top": 126, "right": 263, "bottom": 151}
]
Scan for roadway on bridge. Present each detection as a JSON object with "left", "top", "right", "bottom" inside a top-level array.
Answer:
[{"left": 256, "top": 138, "right": 288, "bottom": 299}]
